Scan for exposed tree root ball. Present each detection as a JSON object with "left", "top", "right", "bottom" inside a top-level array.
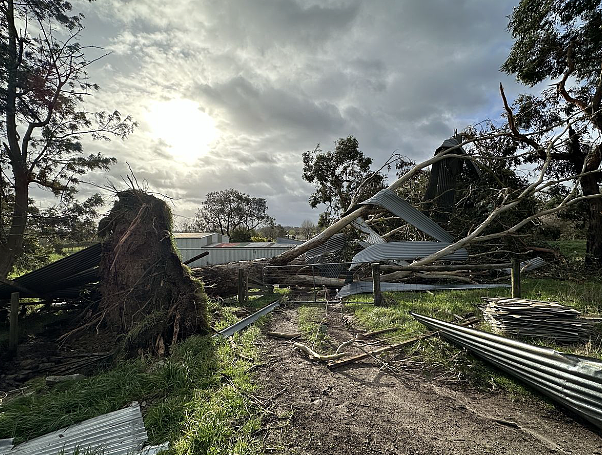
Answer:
[{"left": 97, "top": 190, "right": 209, "bottom": 355}]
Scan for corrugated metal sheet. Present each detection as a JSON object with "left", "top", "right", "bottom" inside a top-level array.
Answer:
[
  {"left": 0, "top": 244, "right": 101, "bottom": 300},
  {"left": 0, "top": 439, "right": 13, "bottom": 455},
  {"left": 276, "top": 237, "right": 303, "bottom": 244},
  {"left": 350, "top": 242, "right": 468, "bottom": 268},
  {"left": 503, "top": 257, "right": 546, "bottom": 274},
  {"left": 2, "top": 403, "right": 152, "bottom": 455},
  {"left": 411, "top": 312, "right": 602, "bottom": 430},
  {"left": 336, "top": 281, "right": 508, "bottom": 298},
  {"left": 352, "top": 217, "right": 385, "bottom": 244},
  {"left": 360, "top": 189, "right": 454, "bottom": 243}
]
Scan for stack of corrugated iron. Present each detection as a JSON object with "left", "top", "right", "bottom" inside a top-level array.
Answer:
[{"left": 480, "top": 297, "right": 591, "bottom": 344}]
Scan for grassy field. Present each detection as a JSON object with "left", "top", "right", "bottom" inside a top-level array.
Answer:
[
  {"left": 0, "top": 297, "right": 276, "bottom": 454},
  {"left": 344, "top": 277, "right": 602, "bottom": 393},
  {"left": 2, "top": 271, "right": 601, "bottom": 451},
  {"left": 547, "top": 239, "right": 587, "bottom": 260}
]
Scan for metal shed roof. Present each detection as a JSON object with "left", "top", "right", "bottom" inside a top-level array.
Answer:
[
  {"left": 173, "top": 232, "right": 214, "bottom": 239},
  {"left": 360, "top": 189, "right": 455, "bottom": 243},
  {"left": 0, "top": 243, "right": 101, "bottom": 301},
  {"left": 350, "top": 241, "right": 468, "bottom": 268}
]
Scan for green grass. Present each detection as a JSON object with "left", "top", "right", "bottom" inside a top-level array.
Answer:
[
  {"left": 0, "top": 300, "right": 264, "bottom": 455},
  {"left": 345, "top": 278, "right": 602, "bottom": 395},
  {"left": 547, "top": 239, "right": 587, "bottom": 260},
  {"left": 297, "top": 305, "right": 332, "bottom": 352}
]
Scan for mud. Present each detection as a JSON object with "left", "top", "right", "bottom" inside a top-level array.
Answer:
[{"left": 257, "top": 303, "right": 602, "bottom": 454}]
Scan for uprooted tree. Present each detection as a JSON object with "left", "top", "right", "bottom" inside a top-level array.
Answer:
[{"left": 93, "top": 190, "right": 209, "bottom": 355}]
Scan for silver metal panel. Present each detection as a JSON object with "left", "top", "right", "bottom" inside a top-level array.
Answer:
[
  {"left": 503, "top": 257, "right": 546, "bottom": 274},
  {"left": 336, "top": 281, "right": 508, "bottom": 298},
  {"left": 411, "top": 313, "right": 602, "bottom": 430},
  {"left": 350, "top": 242, "right": 468, "bottom": 268},
  {"left": 0, "top": 439, "right": 13, "bottom": 455},
  {"left": 215, "top": 300, "right": 281, "bottom": 338},
  {"left": 360, "top": 189, "right": 454, "bottom": 242},
  {"left": 6, "top": 403, "right": 150, "bottom": 455},
  {"left": 352, "top": 217, "right": 385, "bottom": 244}
]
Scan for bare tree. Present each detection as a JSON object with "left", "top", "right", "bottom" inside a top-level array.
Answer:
[{"left": 300, "top": 219, "right": 316, "bottom": 240}]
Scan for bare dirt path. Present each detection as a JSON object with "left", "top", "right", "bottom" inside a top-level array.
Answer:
[{"left": 257, "top": 303, "right": 602, "bottom": 455}]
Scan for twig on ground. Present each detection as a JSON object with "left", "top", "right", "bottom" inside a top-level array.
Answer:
[
  {"left": 294, "top": 342, "right": 348, "bottom": 361},
  {"left": 356, "top": 326, "right": 402, "bottom": 340}
]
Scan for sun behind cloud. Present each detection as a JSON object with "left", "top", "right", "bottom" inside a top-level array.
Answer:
[{"left": 145, "top": 98, "right": 219, "bottom": 162}]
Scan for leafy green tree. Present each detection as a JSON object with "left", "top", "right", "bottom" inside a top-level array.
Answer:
[
  {"left": 501, "top": 0, "right": 602, "bottom": 264},
  {"left": 257, "top": 222, "right": 287, "bottom": 241},
  {"left": 189, "top": 188, "right": 274, "bottom": 237},
  {"left": 302, "top": 136, "right": 385, "bottom": 227},
  {"left": 0, "top": 0, "right": 135, "bottom": 277}
]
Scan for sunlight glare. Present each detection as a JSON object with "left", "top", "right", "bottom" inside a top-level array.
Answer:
[{"left": 146, "top": 98, "right": 218, "bottom": 162}]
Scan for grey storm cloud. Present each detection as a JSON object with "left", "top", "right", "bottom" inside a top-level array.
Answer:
[{"left": 68, "top": 0, "right": 523, "bottom": 226}]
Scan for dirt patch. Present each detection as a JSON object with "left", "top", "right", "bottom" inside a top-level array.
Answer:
[{"left": 257, "top": 303, "right": 602, "bottom": 454}]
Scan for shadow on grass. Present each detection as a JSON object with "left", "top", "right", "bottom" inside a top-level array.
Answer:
[{"left": 0, "top": 300, "right": 264, "bottom": 455}]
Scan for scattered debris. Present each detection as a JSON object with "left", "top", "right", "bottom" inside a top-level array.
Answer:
[
  {"left": 411, "top": 312, "right": 602, "bottom": 430},
  {"left": 481, "top": 297, "right": 591, "bottom": 343},
  {"left": 0, "top": 402, "right": 167, "bottom": 455},
  {"left": 350, "top": 241, "right": 469, "bottom": 268},
  {"left": 214, "top": 300, "right": 281, "bottom": 338},
  {"left": 356, "top": 326, "right": 402, "bottom": 340},
  {"left": 329, "top": 317, "right": 479, "bottom": 368},
  {"left": 336, "top": 281, "right": 508, "bottom": 299}
]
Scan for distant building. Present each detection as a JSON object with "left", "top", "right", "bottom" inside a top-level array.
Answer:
[{"left": 173, "top": 232, "right": 297, "bottom": 267}]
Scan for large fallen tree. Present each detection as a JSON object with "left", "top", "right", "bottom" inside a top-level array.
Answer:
[
  {"left": 191, "top": 101, "right": 601, "bottom": 296},
  {"left": 80, "top": 190, "right": 210, "bottom": 355}
]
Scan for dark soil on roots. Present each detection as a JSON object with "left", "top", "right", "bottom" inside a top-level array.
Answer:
[{"left": 257, "top": 303, "right": 602, "bottom": 455}]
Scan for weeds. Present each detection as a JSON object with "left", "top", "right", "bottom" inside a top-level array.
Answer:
[
  {"left": 0, "top": 300, "right": 264, "bottom": 455},
  {"left": 297, "top": 306, "right": 332, "bottom": 353},
  {"left": 346, "top": 278, "right": 602, "bottom": 396}
]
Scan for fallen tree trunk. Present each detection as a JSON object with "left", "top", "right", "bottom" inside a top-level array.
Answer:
[
  {"left": 270, "top": 145, "right": 471, "bottom": 266},
  {"left": 264, "top": 274, "right": 345, "bottom": 288},
  {"left": 191, "top": 260, "right": 266, "bottom": 298}
]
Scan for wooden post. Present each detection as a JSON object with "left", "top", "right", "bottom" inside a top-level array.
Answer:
[
  {"left": 238, "top": 268, "right": 247, "bottom": 304},
  {"left": 9, "top": 292, "right": 19, "bottom": 356},
  {"left": 372, "top": 263, "right": 383, "bottom": 306},
  {"left": 511, "top": 258, "right": 521, "bottom": 298}
]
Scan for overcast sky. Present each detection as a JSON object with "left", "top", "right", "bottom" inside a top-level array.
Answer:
[{"left": 66, "top": 0, "right": 526, "bottom": 227}]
